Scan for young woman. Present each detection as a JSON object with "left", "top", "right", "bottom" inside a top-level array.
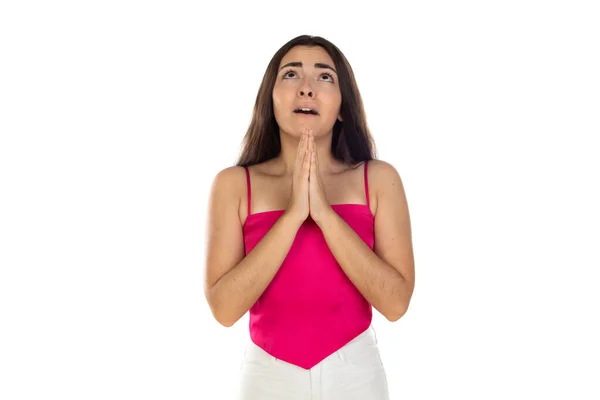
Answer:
[{"left": 204, "top": 35, "right": 415, "bottom": 399}]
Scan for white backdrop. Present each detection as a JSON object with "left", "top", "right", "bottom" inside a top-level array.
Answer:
[{"left": 1, "top": 1, "right": 599, "bottom": 399}]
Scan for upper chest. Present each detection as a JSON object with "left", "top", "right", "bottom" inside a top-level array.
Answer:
[{"left": 240, "top": 162, "right": 374, "bottom": 221}]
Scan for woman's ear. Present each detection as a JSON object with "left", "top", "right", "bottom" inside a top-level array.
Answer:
[{"left": 337, "top": 114, "right": 343, "bottom": 122}]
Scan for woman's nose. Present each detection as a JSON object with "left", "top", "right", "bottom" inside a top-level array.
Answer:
[{"left": 298, "top": 76, "right": 314, "bottom": 97}]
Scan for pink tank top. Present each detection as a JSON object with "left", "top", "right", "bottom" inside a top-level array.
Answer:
[{"left": 242, "top": 161, "right": 374, "bottom": 370}]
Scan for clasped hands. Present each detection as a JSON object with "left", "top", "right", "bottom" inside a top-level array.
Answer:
[{"left": 288, "top": 127, "right": 334, "bottom": 226}]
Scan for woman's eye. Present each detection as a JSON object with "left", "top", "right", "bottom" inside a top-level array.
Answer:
[{"left": 282, "top": 70, "right": 334, "bottom": 83}]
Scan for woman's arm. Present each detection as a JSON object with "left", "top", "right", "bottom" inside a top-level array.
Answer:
[
  {"left": 203, "top": 167, "right": 303, "bottom": 327},
  {"left": 316, "top": 160, "right": 415, "bottom": 321}
]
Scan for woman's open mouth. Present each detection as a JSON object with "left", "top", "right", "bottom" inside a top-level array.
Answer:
[{"left": 293, "top": 108, "right": 319, "bottom": 117}]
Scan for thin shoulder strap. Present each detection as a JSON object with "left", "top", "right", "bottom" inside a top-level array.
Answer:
[
  {"left": 244, "top": 166, "right": 252, "bottom": 216},
  {"left": 364, "top": 160, "right": 370, "bottom": 209}
]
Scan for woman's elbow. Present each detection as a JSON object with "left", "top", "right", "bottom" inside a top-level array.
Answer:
[{"left": 206, "top": 294, "right": 238, "bottom": 327}]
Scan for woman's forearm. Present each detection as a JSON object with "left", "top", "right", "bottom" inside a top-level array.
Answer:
[
  {"left": 317, "top": 210, "right": 411, "bottom": 321},
  {"left": 210, "top": 211, "right": 303, "bottom": 326}
]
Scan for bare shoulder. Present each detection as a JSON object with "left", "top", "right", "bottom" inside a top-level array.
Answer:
[
  {"left": 211, "top": 165, "right": 247, "bottom": 184},
  {"left": 209, "top": 165, "right": 246, "bottom": 198},
  {"left": 367, "top": 158, "right": 399, "bottom": 174},
  {"left": 207, "top": 166, "right": 248, "bottom": 217},
  {"left": 367, "top": 159, "right": 404, "bottom": 191},
  {"left": 366, "top": 159, "right": 407, "bottom": 214}
]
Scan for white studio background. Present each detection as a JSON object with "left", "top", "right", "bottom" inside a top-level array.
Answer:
[{"left": 1, "top": 1, "right": 599, "bottom": 399}]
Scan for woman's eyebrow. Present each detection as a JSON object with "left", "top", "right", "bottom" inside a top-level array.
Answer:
[{"left": 278, "top": 61, "right": 337, "bottom": 75}]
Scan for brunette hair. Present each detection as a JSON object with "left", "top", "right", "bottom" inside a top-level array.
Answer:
[{"left": 235, "top": 35, "right": 377, "bottom": 168}]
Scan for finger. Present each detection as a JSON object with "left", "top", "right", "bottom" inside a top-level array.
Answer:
[
  {"left": 312, "top": 150, "right": 318, "bottom": 178},
  {"left": 303, "top": 151, "right": 311, "bottom": 178},
  {"left": 296, "top": 133, "right": 306, "bottom": 170},
  {"left": 305, "top": 129, "right": 311, "bottom": 151},
  {"left": 296, "top": 133, "right": 304, "bottom": 157}
]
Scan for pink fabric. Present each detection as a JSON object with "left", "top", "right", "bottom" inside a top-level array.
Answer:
[{"left": 242, "top": 161, "right": 374, "bottom": 370}]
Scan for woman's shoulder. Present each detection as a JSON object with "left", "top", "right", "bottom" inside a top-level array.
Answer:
[
  {"left": 209, "top": 161, "right": 271, "bottom": 195},
  {"left": 362, "top": 159, "right": 403, "bottom": 194},
  {"left": 208, "top": 165, "right": 249, "bottom": 204},
  {"left": 345, "top": 158, "right": 398, "bottom": 177},
  {"left": 366, "top": 158, "right": 397, "bottom": 174},
  {"left": 211, "top": 165, "right": 247, "bottom": 185},
  {"left": 365, "top": 159, "right": 406, "bottom": 205}
]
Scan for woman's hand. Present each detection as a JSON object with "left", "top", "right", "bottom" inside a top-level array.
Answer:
[
  {"left": 285, "top": 128, "right": 311, "bottom": 224},
  {"left": 308, "top": 130, "right": 333, "bottom": 225}
]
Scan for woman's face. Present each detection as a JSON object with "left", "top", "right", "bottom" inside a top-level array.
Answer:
[{"left": 272, "top": 45, "right": 342, "bottom": 138}]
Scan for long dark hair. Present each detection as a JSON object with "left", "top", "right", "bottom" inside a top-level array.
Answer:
[{"left": 235, "top": 35, "right": 377, "bottom": 168}]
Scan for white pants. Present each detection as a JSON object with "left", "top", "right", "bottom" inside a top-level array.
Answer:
[{"left": 237, "top": 325, "right": 390, "bottom": 400}]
